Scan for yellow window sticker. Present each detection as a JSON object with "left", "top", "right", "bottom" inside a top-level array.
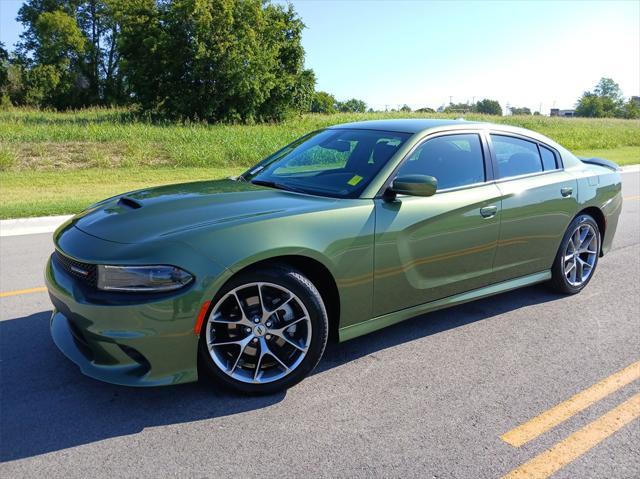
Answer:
[{"left": 347, "top": 175, "right": 363, "bottom": 186}]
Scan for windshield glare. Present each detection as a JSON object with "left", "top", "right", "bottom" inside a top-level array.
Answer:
[{"left": 244, "top": 129, "right": 411, "bottom": 198}]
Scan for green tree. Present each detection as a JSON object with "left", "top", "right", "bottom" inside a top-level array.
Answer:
[
  {"left": 0, "top": 42, "right": 9, "bottom": 107},
  {"left": 0, "top": 43, "right": 7, "bottom": 85},
  {"left": 76, "top": 0, "right": 125, "bottom": 103},
  {"left": 13, "top": 0, "right": 313, "bottom": 119},
  {"left": 257, "top": 3, "right": 316, "bottom": 119},
  {"left": 623, "top": 97, "right": 640, "bottom": 119},
  {"left": 509, "top": 106, "right": 531, "bottom": 115},
  {"left": 575, "top": 93, "right": 606, "bottom": 117},
  {"left": 110, "top": 0, "right": 162, "bottom": 111},
  {"left": 575, "top": 77, "right": 625, "bottom": 118},
  {"left": 475, "top": 98, "right": 502, "bottom": 115},
  {"left": 116, "top": 0, "right": 314, "bottom": 122},
  {"left": 337, "top": 98, "right": 366, "bottom": 113},
  {"left": 0, "top": 44, "right": 28, "bottom": 107},
  {"left": 16, "top": 0, "right": 124, "bottom": 107},
  {"left": 310, "top": 91, "right": 336, "bottom": 113},
  {"left": 415, "top": 107, "right": 435, "bottom": 113},
  {"left": 16, "top": 8, "right": 87, "bottom": 108},
  {"left": 400, "top": 104, "right": 411, "bottom": 112},
  {"left": 594, "top": 77, "right": 623, "bottom": 102}
]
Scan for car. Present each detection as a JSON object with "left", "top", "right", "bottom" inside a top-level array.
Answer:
[{"left": 45, "top": 119, "right": 622, "bottom": 393}]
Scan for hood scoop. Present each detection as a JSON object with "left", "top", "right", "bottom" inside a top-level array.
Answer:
[{"left": 117, "top": 196, "right": 143, "bottom": 210}]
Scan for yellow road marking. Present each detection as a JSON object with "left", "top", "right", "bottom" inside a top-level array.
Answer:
[
  {"left": 502, "top": 392, "right": 640, "bottom": 479},
  {"left": 624, "top": 195, "right": 640, "bottom": 201},
  {"left": 501, "top": 360, "right": 640, "bottom": 447},
  {"left": 0, "top": 286, "right": 48, "bottom": 298}
]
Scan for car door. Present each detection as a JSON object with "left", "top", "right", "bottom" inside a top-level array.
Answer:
[
  {"left": 488, "top": 133, "right": 579, "bottom": 282},
  {"left": 373, "top": 132, "right": 503, "bottom": 317}
]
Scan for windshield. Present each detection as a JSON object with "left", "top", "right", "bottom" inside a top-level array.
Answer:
[{"left": 242, "top": 128, "right": 411, "bottom": 198}]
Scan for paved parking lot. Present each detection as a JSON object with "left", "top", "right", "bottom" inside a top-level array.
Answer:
[{"left": 1, "top": 170, "right": 638, "bottom": 478}]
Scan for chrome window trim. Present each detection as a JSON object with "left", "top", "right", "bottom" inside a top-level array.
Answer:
[{"left": 492, "top": 168, "right": 566, "bottom": 184}]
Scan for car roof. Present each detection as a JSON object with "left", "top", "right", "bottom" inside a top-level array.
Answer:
[
  {"left": 327, "top": 118, "right": 570, "bottom": 154},
  {"left": 329, "top": 118, "right": 482, "bottom": 134}
]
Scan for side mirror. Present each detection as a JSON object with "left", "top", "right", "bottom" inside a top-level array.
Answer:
[{"left": 388, "top": 174, "right": 437, "bottom": 198}]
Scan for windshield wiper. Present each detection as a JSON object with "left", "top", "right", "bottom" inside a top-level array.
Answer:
[{"left": 251, "top": 179, "right": 305, "bottom": 193}]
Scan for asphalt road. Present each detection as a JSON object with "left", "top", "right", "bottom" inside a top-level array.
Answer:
[{"left": 1, "top": 171, "right": 639, "bottom": 479}]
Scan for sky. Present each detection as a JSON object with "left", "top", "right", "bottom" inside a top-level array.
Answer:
[{"left": 1, "top": 0, "right": 638, "bottom": 114}]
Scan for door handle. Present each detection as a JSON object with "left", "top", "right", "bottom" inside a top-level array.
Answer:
[
  {"left": 561, "top": 187, "right": 573, "bottom": 197},
  {"left": 480, "top": 205, "right": 498, "bottom": 218}
]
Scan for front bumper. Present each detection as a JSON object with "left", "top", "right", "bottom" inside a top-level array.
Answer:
[
  {"left": 49, "top": 308, "right": 179, "bottom": 386},
  {"left": 45, "top": 227, "right": 230, "bottom": 387}
]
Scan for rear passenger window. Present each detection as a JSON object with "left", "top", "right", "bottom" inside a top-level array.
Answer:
[
  {"left": 398, "top": 134, "right": 485, "bottom": 190},
  {"left": 539, "top": 145, "right": 558, "bottom": 171},
  {"left": 491, "top": 135, "right": 543, "bottom": 178}
]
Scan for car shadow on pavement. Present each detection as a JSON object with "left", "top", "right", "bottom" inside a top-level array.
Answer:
[
  {"left": 0, "top": 310, "right": 286, "bottom": 463},
  {"left": 315, "top": 283, "right": 564, "bottom": 375},
  {"left": 0, "top": 284, "right": 562, "bottom": 462}
]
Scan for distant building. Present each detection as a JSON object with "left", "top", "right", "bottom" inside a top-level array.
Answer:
[{"left": 550, "top": 108, "right": 576, "bottom": 117}]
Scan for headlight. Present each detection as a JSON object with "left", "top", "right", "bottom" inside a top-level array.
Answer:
[{"left": 97, "top": 265, "right": 193, "bottom": 292}]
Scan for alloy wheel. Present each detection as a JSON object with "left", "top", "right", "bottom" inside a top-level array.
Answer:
[
  {"left": 205, "top": 282, "right": 312, "bottom": 384},
  {"left": 563, "top": 223, "right": 598, "bottom": 287}
]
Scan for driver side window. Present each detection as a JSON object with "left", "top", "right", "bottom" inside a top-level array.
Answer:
[{"left": 397, "top": 134, "right": 485, "bottom": 190}]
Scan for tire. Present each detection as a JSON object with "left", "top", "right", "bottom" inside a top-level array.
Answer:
[
  {"left": 549, "top": 214, "right": 601, "bottom": 294},
  {"left": 198, "top": 266, "right": 328, "bottom": 394}
]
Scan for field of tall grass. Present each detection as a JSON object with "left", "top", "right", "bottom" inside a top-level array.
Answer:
[{"left": 0, "top": 107, "right": 638, "bottom": 218}]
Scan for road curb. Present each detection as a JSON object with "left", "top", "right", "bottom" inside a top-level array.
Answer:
[{"left": 0, "top": 215, "right": 72, "bottom": 238}]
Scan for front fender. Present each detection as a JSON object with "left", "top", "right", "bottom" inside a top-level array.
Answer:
[{"left": 182, "top": 200, "right": 377, "bottom": 329}]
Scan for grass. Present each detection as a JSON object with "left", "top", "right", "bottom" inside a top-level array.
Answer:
[
  {"left": 0, "top": 107, "right": 638, "bottom": 218},
  {"left": 572, "top": 146, "right": 640, "bottom": 165},
  {"left": 0, "top": 168, "right": 242, "bottom": 219}
]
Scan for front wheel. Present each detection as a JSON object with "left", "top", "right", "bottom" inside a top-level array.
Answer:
[
  {"left": 198, "top": 266, "right": 328, "bottom": 394},
  {"left": 549, "top": 214, "right": 600, "bottom": 294}
]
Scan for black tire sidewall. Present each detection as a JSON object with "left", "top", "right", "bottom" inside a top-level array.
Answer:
[
  {"left": 198, "top": 266, "right": 328, "bottom": 394},
  {"left": 551, "top": 214, "right": 600, "bottom": 294}
]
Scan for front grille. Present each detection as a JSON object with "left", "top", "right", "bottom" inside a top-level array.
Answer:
[{"left": 53, "top": 251, "right": 98, "bottom": 287}]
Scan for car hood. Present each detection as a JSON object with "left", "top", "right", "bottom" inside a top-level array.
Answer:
[{"left": 71, "top": 179, "right": 338, "bottom": 244}]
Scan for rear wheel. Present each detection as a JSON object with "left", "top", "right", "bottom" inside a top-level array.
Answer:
[
  {"left": 549, "top": 214, "right": 600, "bottom": 294},
  {"left": 199, "top": 266, "right": 328, "bottom": 394}
]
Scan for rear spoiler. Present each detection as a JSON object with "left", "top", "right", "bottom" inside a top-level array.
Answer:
[{"left": 578, "top": 157, "right": 621, "bottom": 171}]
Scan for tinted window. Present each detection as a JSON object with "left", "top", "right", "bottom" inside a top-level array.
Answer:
[
  {"left": 397, "top": 134, "right": 485, "bottom": 190},
  {"left": 245, "top": 129, "right": 410, "bottom": 198},
  {"left": 540, "top": 145, "right": 558, "bottom": 171},
  {"left": 491, "top": 135, "right": 543, "bottom": 178}
]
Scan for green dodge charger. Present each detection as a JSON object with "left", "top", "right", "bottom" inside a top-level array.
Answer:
[{"left": 46, "top": 119, "right": 622, "bottom": 393}]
